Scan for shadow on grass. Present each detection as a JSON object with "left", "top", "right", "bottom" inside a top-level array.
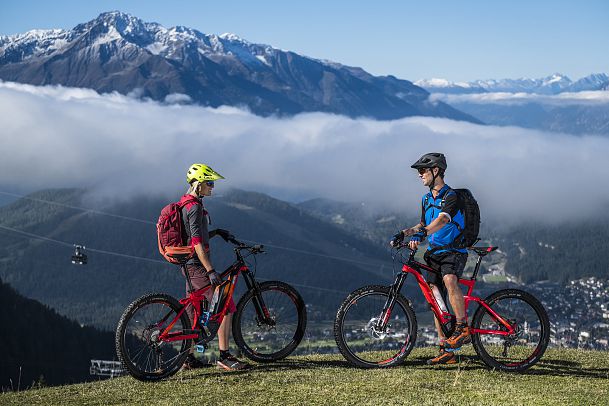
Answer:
[
  {"left": 177, "top": 359, "right": 353, "bottom": 380},
  {"left": 408, "top": 354, "right": 609, "bottom": 379},
  {"left": 526, "top": 358, "right": 609, "bottom": 379},
  {"left": 176, "top": 354, "right": 609, "bottom": 381}
]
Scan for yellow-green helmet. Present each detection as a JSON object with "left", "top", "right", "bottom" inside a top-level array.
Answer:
[{"left": 186, "top": 163, "right": 225, "bottom": 184}]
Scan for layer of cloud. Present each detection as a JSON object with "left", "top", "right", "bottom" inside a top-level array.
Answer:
[
  {"left": 1, "top": 81, "right": 609, "bottom": 224},
  {"left": 430, "top": 90, "right": 609, "bottom": 106}
]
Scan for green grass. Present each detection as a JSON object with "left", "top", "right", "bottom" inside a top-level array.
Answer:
[
  {"left": 2, "top": 348, "right": 609, "bottom": 406},
  {"left": 482, "top": 275, "right": 509, "bottom": 283}
]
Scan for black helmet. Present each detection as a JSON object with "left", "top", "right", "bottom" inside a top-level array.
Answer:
[{"left": 411, "top": 152, "right": 447, "bottom": 170}]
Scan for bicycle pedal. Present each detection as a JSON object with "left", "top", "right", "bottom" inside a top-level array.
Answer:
[{"left": 195, "top": 345, "right": 206, "bottom": 353}]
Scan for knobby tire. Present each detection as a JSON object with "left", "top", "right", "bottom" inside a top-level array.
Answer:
[
  {"left": 471, "top": 288, "right": 550, "bottom": 372},
  {"left": 115, "top": 293, "right": 191, "bottom": 381},
  {"left": 233, "top": 281, "right": 307, "bottom": 362},
  {"left": 334, "top": 285, "right": 418, "bottom": 368}
]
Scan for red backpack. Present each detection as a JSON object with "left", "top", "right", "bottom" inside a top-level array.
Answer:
[{"left": 157, "top": 195, "right": 199, "bottom": 264}]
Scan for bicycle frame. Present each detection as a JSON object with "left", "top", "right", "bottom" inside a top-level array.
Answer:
[
  {"left": 378, "top": 248, "right": 515, "bottom": 338},
  {"left": 157, "top": 248, "right": 272, "bottom": 344}
]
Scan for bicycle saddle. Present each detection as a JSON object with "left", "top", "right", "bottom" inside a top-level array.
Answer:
[{"left": 469, "top": 246, "right": 498, "bottom": 256}]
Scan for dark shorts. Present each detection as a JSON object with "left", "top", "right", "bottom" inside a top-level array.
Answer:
[
  {"left": 423, "top": 250, "right": 468, "bottom": 287},
  {"left": 182, "top": 264, "right": 236, "bottom": 323}
]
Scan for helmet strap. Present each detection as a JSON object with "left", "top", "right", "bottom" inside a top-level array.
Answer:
[
  {"left": 188, "top": 181, "right": 203, "bottom": 197},
  {"left": 429, "top": 168, "right": 438, "bottom": 193}
]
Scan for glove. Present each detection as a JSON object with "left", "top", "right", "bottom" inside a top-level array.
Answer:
[
  {"left": 390, "top": 231, "right": 404, "bottom": 247},
  {"left": 214, "top": 228, "right": 233, "bottom": 242},
  {"left": 206, "top": 269, "right": 222, "bottom": 286},
  {"left": 410, "top": 230, "right": 427, "bottom": 243}
]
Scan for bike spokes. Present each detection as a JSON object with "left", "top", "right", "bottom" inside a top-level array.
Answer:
[
  {"left": 473, "top": 292, "right": 548, "bottom": 371},
  {"left": 336, "top": 287, "right": 416, "bottom": 367},
  {"left": 241, "top": 291, "right": 298, "bottom": 353},
  {"left": 121, "top": 300, "right": 189, "bottom": 376}
]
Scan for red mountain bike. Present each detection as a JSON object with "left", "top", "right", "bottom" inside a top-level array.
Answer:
[
  {"left": 334, "top": 244, "right": 550, "bottom": 372},
  {"left": 115, "top": 237, "right": 307, "bottom": 381}
]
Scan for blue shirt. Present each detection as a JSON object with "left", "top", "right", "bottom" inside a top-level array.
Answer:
[{"left": 421, "top": 184, "right": 466, "bottom": 254}]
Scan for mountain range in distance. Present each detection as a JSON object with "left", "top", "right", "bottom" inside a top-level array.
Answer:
[
  {"left": 416, "top": 73, "right": 609, "bottom": 95},
  {"left": 415, "top": 73, "right": 609, "bottom": 136},
  {"left": 0, "top": 11, "right": 478, "bottom": 122}
]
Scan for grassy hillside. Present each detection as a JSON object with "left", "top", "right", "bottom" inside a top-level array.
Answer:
[{"left": 2, "top": 348, "right": 608, "bottom": 405}]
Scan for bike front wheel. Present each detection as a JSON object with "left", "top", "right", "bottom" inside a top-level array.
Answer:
[
  {"left": 334, "top": 285, "right": 417, "bottom": 368},
  {"left": 115, "top": 293, "right": 192, "bottom": 381},
  {"left": 471, "top": 289, "right": 550, "bottom": 372},
  {"left": 233, "top": 281, "right": 307, "bottom": 362}
]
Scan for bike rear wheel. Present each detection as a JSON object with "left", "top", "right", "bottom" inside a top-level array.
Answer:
[
  {"left": 233, "top": 281, "right": 307, "bottom": 362},
  {"left": 334, "top": 285, "right": 417, "bottom": 368},
  {"left": 115, "top": 293, "right": 192, "bottom": 381},
  {"left": 471, "top": 289, "right": 550, "bottom": 372}
]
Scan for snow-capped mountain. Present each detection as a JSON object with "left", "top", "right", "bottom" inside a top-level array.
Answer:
[
  {"left": 414, "top": 78, "right": 487, "bottom": 94},
  {"left": 0, "top": 11, "right": 478, "bottom": 122},
  {"left": 417, "top": 73, "right": 609, "bottom": 95}
]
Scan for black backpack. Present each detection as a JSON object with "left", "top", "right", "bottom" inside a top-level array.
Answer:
[{"left": 425, "top": 188, "right": 480, "bottom": 252}]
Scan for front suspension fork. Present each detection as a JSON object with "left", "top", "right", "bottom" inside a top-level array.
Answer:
[
  {"left": 377, "top": 273, "right": 408, "bottom": 330},
  {"left": 242, "top": 270, "right": 273, "bottom": 325}
]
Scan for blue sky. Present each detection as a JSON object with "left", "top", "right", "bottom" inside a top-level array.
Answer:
[{"left": 1, "top": 0, "right": 608, "bottom": 82}]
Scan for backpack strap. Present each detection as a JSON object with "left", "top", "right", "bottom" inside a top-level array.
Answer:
[{"left": 428, "top": 187, "right": 465, "bottom": 254}]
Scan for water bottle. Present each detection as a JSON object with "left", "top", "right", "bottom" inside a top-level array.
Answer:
[
  {"left": 199, "top": 299, "right": 211, "bottom": 339},
  {"left": 432, "top": 287, "right": 449, "bottom": 313},
  {"left": 200, "top": 311, "right": 211, "bottom": 327}
]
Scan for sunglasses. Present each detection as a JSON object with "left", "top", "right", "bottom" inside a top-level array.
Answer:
[
  {"left": 204, "top": 181, "right": 215, "bottom": 187},
  {"left": 417, "top": 168, "right": 429, "bottom": 175}
]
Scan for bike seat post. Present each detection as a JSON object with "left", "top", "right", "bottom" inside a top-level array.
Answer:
[{"left": 471, "top": 254, "right": 484, "bottom": 280}]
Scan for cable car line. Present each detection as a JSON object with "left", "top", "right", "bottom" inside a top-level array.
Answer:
[
  {"left": 0, "top": 191, "right": 153, "bottom": 224},
  {"left": 0, "top": 224, "right": 360, "bottom": 295},
  {"left": 0, "top": 190, "right": 391, "bottom": 269}
]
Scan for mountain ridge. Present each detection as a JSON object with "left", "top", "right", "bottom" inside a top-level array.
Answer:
[{"left": 0, "top": 11, "right": 479, "bottom": 122}]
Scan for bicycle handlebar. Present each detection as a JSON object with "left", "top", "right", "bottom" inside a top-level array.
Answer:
[{"left": 227, "top": 236, "right": 265, "bottom": 254}]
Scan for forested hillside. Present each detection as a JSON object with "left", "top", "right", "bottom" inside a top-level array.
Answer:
[
  {"left": 0, "top": 278, "right": 115, "bottom": 389},
  {"left": 2, "top": 188, "right": 607, "bottom": 335},
  {"left": 299, "top": 198, "right": 609, "bottom": 283},
  {"left": 0, "top": 189, "right": 396, "bottom": 330}
]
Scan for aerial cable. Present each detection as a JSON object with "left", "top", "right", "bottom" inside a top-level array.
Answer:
[
  {"left": 0, "top": 190, "right": 391, "bottom": 269},
  {"left": 0, "top": 224, "right": 166, "bottom": 264},
  {"left": 0, "top": 191, "right": 153, "bottom": 224},
  {"left": 0, "top": 224, "right": 362, "bottom": 294}
]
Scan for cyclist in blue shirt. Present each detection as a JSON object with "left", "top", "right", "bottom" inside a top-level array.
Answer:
[{"left": 392, "top": 152, "right": 470, "bottom": 365}]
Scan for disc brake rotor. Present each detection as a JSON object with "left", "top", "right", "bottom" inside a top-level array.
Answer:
[{"left": 365, "top": 317, "right": 388, "bottom": 339}]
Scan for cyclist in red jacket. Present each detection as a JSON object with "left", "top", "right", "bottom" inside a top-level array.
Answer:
[
  {"left": 180, "top": 163, "right": 247, "bottom": 371},
  {"left": 392, "top": 153, "right": 471, "bottom": 365}
]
